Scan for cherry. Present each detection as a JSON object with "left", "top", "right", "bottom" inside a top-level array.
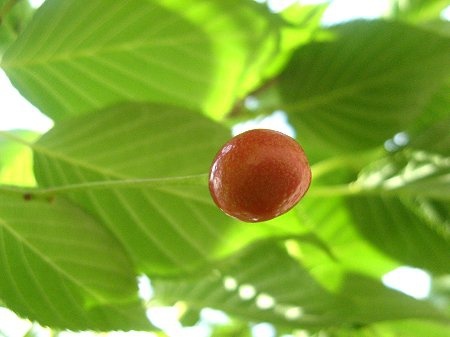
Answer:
[{"left": 209, "top": 129, "right": 311, "bottom": 222}]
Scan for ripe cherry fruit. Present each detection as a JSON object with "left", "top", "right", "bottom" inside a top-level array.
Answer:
[{"left": 209, "top": 129, "right": 312, "bottom": 222}]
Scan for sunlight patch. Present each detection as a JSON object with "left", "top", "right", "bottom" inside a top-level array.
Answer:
[
  {"left": 146, "top": 306, "right": 181, "bottom": 331},
  {"left": 274, "top": 304, "right": 304, "bottom": 320},
  {"left": 382, "top": 266, "right": 431, "bottom": 299},
  {"left": 0, "top": 308, "right": 32, "bottom": 337},
  {"left": 322, "top": 0, "right": 390, "bottom": 25},
  {"left": 28, "top": 0, "right": 46, "bottom": 8},
  {"left": 0, "top": 70, "right": 53, "bottom": 132},
  {"left": 200, "top": 308, "right": 230, "bottom": 325},
  {"left": 223, "top": 276, "right": 238, "bottom": 291},
  {"left": 252, "top": 322, "right": 276, "bottom": 337},
  {"left": 239, "top": 284, "right": 257, "bottom": 300},
  {"left": 441, "top": 5, "right": 450, "bottom": 20},
  {"left": 232, "top": 110, "right": 296, "bottom": 138},
  {"left": 137, "top": 275, "right": 153, "bottom": 301},
  {"left": 256, "top": 293, "right": 276, "bottom": 310}
]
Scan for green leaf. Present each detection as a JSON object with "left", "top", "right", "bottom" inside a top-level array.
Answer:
[
  {"left": 355, "top": 150, "right": 450, "bottom": 200},
  {"left": 153, "top": 240, "right": 342, "bottom": 329},
  {"left": 347, "top": 195, "right": 450, "bottom": 275},
  {"left": 331, "top": 320, "right": 450, "bottom": 337},
  {"left": 377, "top": 320, "right": 450, "bottom": 337},
  {"left": 31, "top": 102, "right": 300, "bottom": 276},
  {"left": 256, "top": 2, "right": 329, "bottom": 87},
  {"left": 412, "top": 199, "right": 450, "bottom": 245},
  {"left": 336, "top": 273, "right": 447, "bottom": 325},
  {"left": 295, "top": 196, "right": 399, "bottom": 285},
  {"left": 409, "top": 80, "right": 450, "bottom": 156},
  {"left": 152, "top": 240, "right": 448, "bottom": 329},
  {"left": 1, "top": 0, "right": 281, "bottom": 120},
  {"left": 278, "top": 20, "right": 450, "bottom": 157},
  {"left": 0, "top": 0, "right": 34, "bottom": 56},
  {"left": 210, "top": 323, "right": 252, "bottom": 337},
  {"left": 0, "top": 192, "right": 150, "bottom": 331},
  {"left": 410, "top": 117, "right": 450, "bottom": 156},
  {"left": 0, "top": 130, "right": 38, "bottom": 186},
  {"left": 390, "top": 0, "right": 450, "bottom": 23},
  {"left": 421, "top": 19, "right": 450, "bottom": 37}
]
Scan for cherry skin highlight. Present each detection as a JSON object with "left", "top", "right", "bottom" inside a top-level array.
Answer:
[{"left": 209, "top": 129, "right": 312, "bottom": 222}]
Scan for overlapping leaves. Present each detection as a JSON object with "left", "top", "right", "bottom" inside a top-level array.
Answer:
[
  {"left": 0, "top": 0, "right": 34, "bottom": 55},
  {"left": 0, "top": 0, "right": 281, "bottom": 120},
  {"left": 355, "top": 150, "right": 450, "bottom": 199},
  {"left": 347, "top": 195, "right": 450, "bottom": 275},
  {"left": 295, "top": 195, "right": 400, "bottom": 283},
  {"left": 153, "top": 240, "right": 448, "bottom": 329},
  {"left": 390, "top": 0, "right": 450, "bottom": 23},
  {"left": 32, "top": 103, "right": 229, "bottom": 275},
  {"left": 0, "top": 0, "right": 449, "bottom": 333},
  {"left": 32, "top": 103, "right": 302, "bottom": 276},
  {"left": 278, "top": 20, "right": 450, "bottom": 158},
  {"left": 0, "top": 130, "right": 38, "bottom": 186},
  {"left": 346, "top": 148, "right": 450, "bottom": 275}
]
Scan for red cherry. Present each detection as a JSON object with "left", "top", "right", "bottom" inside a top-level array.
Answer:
[{"left": 209, "top": 129, "right": 311, "bottom": 222}]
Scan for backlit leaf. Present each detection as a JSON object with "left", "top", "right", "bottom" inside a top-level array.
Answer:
[
  {"left": 0, "top": 130, "right": 38, "bottom": 186},
  {"left": 355, "top": 150, "right": 450, "bottom": 200},
  {"left": 1, "top": 0, "right": 281, "bottom": 120},
  {"left": 390, "top": 0, "right": 450, "bottom": 23},
  {"left": 279, "top": 20, "right": 450, "bottom": 157},
  {"left": 347, "top": 195, "right": 450, "bottom": 275},
  {"left": 32, "top": 102, "right": 300, "bottom": 276},
  {"left": 295, "top": 195, "right": 399, "bottom": 285},
  {"left": 153, "top": 240, "right": 448, "bottom": 329},
  {"left": 0, "top": 192, "right": 150, "bottom": 330},
  {"left": 409, "top": 80, "right": 450, "bottom": 156}
]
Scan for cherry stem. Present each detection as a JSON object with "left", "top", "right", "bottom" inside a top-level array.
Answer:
[
  {"left": 0, "top": 131, "right": 388, "bottom": 199},
  {"left": 0, "top": 174, "right": 209, "bottom": 197}
]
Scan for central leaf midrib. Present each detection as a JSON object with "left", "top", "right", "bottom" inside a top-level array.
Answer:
[{"left": 1, "top": 35, "right": 208, "bottom": 70}]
